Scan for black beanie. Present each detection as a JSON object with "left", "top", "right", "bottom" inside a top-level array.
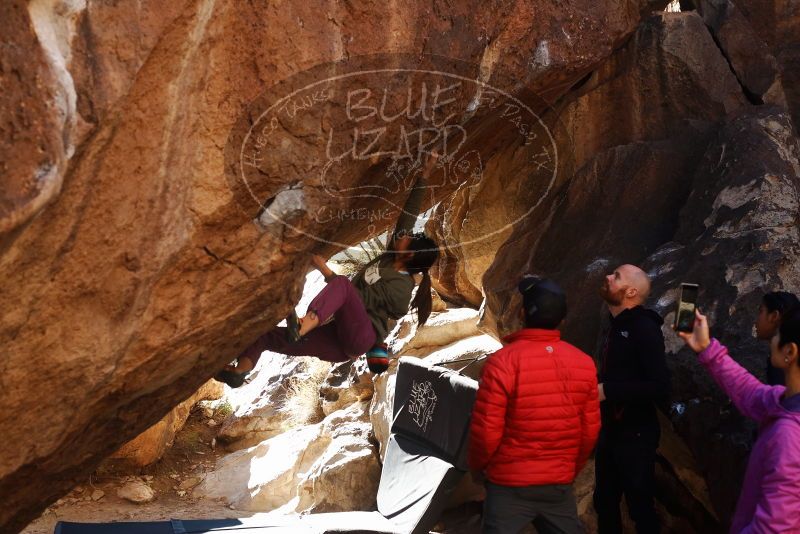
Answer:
[{"left": 518, "top": 275, "right": 567, "bottom": 329}]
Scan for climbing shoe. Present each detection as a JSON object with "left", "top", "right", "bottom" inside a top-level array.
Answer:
[
  {"left": 214, "top": 369, "right": 248, "bottom": 389},
  {"left": 285, "top": 310, "right": 302, "bottom": 343},
  {"left": 366, "top": 343, "right": 390, "bottom": 374}
]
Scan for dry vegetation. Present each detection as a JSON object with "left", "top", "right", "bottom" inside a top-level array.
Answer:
[{"left": 281, "top": 359, "right": 333, "bottom": 427}]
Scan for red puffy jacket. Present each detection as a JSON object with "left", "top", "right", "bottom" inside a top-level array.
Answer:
[{"left": 468, "top": 328, "right": 601, "bottom": 486}]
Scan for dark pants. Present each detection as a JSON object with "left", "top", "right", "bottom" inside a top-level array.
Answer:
[
  {"left": 593, "top": 423, "right": 660, "bottom": 534},
  {"left": 239, "top": 275, "right": 376, "bottom": 365},
  {"left": 482, "top": 482, "right": 584, "bottom": 534}
]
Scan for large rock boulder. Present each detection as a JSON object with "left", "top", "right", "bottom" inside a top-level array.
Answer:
[
  {"left": 703, "top": 0, "right": 800, "bottom": 128},
  {"left": 1, "top": 1, "right": 71, "bottom": 250},
  {"left": 217, "top": 353, "right": 331, "bottom": 451},
  {"left": 390, "top": 307, "right": 483, "bottom": 355},
  {"left": 438, "top": 11, "right": 747, "bottom": 319},
  {"left": 196, "top": 401, "right": 379, "bottom": 513},
  {"left": 0, "top": 0, "right": 712, "bottom": 530},
  {"left": 108, "top": 379, "right": 223, "bottom": 468},
  {"left": 642, "top": 107, "right": 800, "bottom": 523},
  {"left": 319, "top": 358, "right": 375, "bottom": 417},
  {"left": 369, "top": 370, "right": 399, "bottom": 464},
  {"left": 694, "top": 0, "right": 784, "bottom": 105}
]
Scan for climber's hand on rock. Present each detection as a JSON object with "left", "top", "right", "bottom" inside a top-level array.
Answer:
[
  {"left": 311, "top": 254, "right": 327, "bottom": 270},
  {"left": 311, "top": 254, "right": 335, "bottom": 280},
  {"left": 422, "top": 151, "right": 439, "bottom": 177}
]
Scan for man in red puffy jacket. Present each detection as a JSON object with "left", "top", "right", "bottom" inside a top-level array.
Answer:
[{"left": 469, "top": 276, "right": 601, "bottom": 534}]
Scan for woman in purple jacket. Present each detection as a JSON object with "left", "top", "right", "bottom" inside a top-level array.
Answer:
[{"left": 679, "top": 309, "right": 800, "bottom": 533}]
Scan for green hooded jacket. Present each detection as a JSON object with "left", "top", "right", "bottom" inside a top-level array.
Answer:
[{"left": 350, "top": 174, "right": 427, "bottom": 342}]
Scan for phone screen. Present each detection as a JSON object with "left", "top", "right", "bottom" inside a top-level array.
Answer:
[{"left": 675, "top": 284, "right": 699, "bottom": 332}]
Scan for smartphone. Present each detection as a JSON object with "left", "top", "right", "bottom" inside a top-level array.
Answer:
[{"left": 674, "top": 283, "right": 699, "bottom": 333}]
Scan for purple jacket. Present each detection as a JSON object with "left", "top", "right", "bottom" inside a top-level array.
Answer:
[{"left": 699, "top": 339, "right": 800, "bottom": 533}]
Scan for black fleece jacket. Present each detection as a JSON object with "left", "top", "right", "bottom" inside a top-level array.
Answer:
[{"left": 598, "top": 305, "right": 671, "bottom": 430}]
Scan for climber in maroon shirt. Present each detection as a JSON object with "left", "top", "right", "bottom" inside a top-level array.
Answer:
[{"left": 215, "top": 154, "right": 441, "bottom": 388}]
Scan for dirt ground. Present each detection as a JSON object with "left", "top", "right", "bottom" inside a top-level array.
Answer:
[
  {"left": 19, "top": 370, "right": 506, "bottom": 534},
  {"left": 22, "top": 404, "right": 253, "bottom": 534},
  {"left": 21, "top": 400, "right": 490, "bottom": 534}
]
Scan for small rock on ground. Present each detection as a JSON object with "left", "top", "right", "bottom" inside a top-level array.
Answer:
[{"left": 117, "top": 481, "right": 155, "bottom": 504}]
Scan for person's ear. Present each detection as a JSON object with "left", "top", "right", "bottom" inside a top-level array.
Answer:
[
  {"left": 626, "top": 286, "right": 638, "bottom": 299},
  {"left": 787, "top": 342, "right": 799, "bottom": 365},
  {"left": 770, "top": 310, "right": 782, "bottom": 325}
]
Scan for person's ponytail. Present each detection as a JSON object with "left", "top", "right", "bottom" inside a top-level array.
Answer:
[
  {"left": 404, "top": 233, "right": 439, "bottom": 327},
  {"left": 410, "top": 269, "right": 433, "bottom": 326}
]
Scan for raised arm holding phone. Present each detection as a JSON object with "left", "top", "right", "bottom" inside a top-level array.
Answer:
[{"left": 678, "top": 308, "right": 800, "bottom": 533}]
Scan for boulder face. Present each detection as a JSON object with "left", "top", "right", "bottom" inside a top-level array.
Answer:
[
  {"left": 196, "top": 401, "right": 380, "bottom": 514},
  {"left": 217, "top": 353, "right": 332, "bottom": 451},
  {"left": 710, "top": 0, "right": 800, "bottom": 128},
  {"left": 694, "top": 0, "right": 783, "bottom": 104},
  {"left": 1, "top": 1, "right": 70, "bottom": 250},
  {"left": 644, "top": 107, "right": 800, "bottom": 521},
  {"left": 437, "top": 10, "right": 747, "bottom": 317},
  {"left": 320, "top": 359, "right": 375, "bottom": 417},
  {"left": 0, "top": 0, "right": 670, "bottom": 530}
]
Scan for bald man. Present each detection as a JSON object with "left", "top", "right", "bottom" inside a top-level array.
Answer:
[{"left": 593, "top": 264, "right": 671, "bottom": 534}]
